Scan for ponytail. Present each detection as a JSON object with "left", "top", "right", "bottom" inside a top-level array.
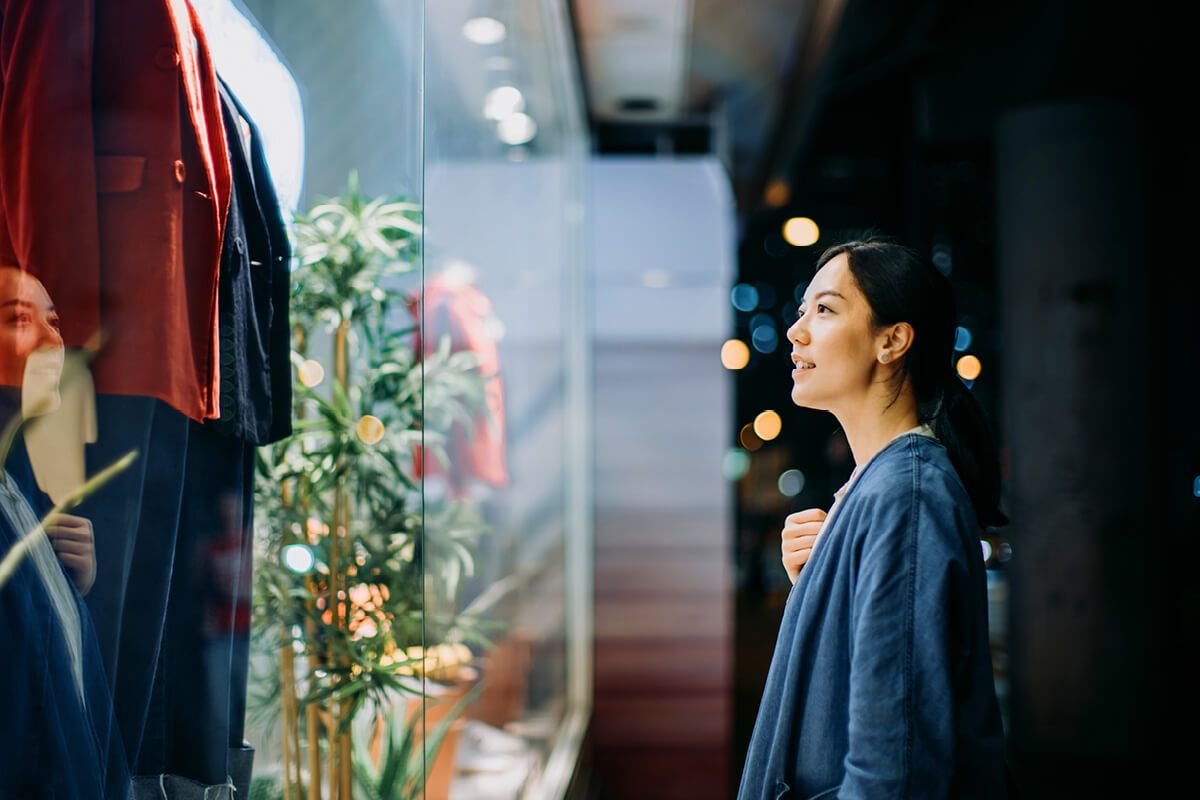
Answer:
[{"left": 926, "top": 373, "right": 1008, "bottom": 529}]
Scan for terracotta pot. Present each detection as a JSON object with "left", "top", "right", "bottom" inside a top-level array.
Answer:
[
  {"left": 472, "top": 631, "right": 532, "bottom": 729},
  {"left": 403, "top": 671, "right": 477, "bottom": 800}
]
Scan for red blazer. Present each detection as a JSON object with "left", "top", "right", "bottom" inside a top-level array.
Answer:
[{"left": 0, "top": 0, "right": 231, "bottom": 422}]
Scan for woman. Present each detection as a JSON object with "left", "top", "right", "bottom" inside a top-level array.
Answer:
[
  {"left": 738, "top": 237, "right": 1011, "bottom": 799},
  {"left": 0, "top": 266, "right": 128, "bottom": 797}
]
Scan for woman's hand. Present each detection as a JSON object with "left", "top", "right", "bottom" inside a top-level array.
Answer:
[
  {"left": 781, "top": 508, "right": 828, "bottom": 584},
  {"left": 45, "top": 513, "right": 96, "bottom": 596}
]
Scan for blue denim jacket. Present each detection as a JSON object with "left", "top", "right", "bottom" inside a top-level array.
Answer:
[{"left": 739, "top": 432, "right": 1007, "bottom": 800}]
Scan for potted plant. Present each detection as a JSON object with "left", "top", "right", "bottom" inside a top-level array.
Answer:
[{"left": 249, "top": 172, "right": 495, "bottom": 800}]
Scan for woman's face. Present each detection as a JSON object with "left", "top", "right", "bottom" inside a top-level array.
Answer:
[
  {"left": 0, "top": 267, "right": 63, "bottom": 388},
  {"left": 785, "top": 253, "right": 880, "bottom": 412}
]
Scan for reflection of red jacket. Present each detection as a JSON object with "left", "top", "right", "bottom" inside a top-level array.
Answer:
[
  {"left": 409, "top": 275, "right": 509, "bottom": 492},
  {"left": 0, "top": 0, "right": 230, "bottom": 422}
]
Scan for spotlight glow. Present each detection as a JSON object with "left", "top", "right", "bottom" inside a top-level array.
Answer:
[
  {"left": 463, "top": 17, "right": 507, "bottom": 45},
  {"left": 498, "top": 113, "right": 537, "bottom": 145},
  {"left": 484, "top": 86, "right": 525, "bottom": 120}
]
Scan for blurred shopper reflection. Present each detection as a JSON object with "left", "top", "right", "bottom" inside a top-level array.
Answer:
[
  {"left": 0, "top": 1, "right": 291, "bottom": 795},
  {"left": 0, "top": 266, "right": 129, "bottom": 798}
]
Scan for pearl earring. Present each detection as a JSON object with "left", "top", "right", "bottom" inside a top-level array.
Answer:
[{"left": 880, "top": 353, "right": 891, "bottom": 363}]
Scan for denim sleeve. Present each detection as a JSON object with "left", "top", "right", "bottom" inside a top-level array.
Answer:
[{"left": 840, "top": 479, "right": 958, "bottom": 799}]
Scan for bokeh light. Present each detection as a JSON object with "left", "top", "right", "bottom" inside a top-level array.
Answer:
[
  {"left": 731, "top": 283, "right": 759, "bottom": 312},
  {"left": 739, "top": 424, "right": 763, "bottom": 452},
  {"left": 282, "top": 543, "right": 315, "bottom": 574},
  {"left": 721, "top": 339, "right": 750, "bottom": 370},
  {"left": 298, "top": 359, "right": 325, "bottom": 388},
  {"left": 777, "top": 469, "right": 806, "bottom": 497},
  {"left": 763, "top": 179, "right": 791, "bottom": 207},
  {"left": 956, "top": 354, "right": 982, "bottom": 381},
  {"left": 981, "top": 540, "right": 993, "bottom": 562},
  {"left": 723, "top": 448, "right": 751, "bottom": 481},
  {"left": 954, "top": 326, "right": 972, "bottom": 352},
  {"left": 462, "top": 17, "right": 507, "bottom": 45},
  {"left": 356, "top": 415, "right": 386, "bottom": 445},
  {"left": 484, "top": 86, "right": 524, "bottom": 120},
  {"left": 754, "top": 410, "right": 782, "bottom": 441},
  {"left": 751, "top": 326, "right": 778, "bottom": 353},
  {"left": 498, "top": 112, "right": 537, "bottom": 145},
  {"left": 782, "top": 217, "right": 820, "bottom": 247}
]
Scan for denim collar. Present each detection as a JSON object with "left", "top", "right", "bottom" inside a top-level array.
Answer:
[{"left": 834, "top": 423, "right": 938, "bottom": 500}]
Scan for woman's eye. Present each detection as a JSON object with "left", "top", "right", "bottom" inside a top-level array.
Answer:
[{"left": 796, "top": 304, "right": 829, "bottom": 320}]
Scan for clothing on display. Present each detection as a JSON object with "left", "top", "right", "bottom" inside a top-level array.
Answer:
[
  {"left": 409, "top": 268, "right": 510, "bottom": 495},
  {"left": 210, "top": 78, "right": 293, "bottom": 446},
  {"left": 0, "top": 1, "right": 292, "bottom": 794},
  {"left": 0, "top": 0, "right": 231, "bottom": 423}
]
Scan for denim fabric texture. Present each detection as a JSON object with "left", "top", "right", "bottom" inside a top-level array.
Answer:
[
  {"left": 0, "top": 430, "right": 130, "bottom": 799},
  {"left": 79, "top": 395, "right": 254, "bottom": 791},
  {"left": 738, "top": 432, "right": 1008, "bottom": 800}
]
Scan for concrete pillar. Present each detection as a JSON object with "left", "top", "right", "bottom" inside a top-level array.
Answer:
[{"left": 997, "top": 101, "right": 1164, "bottom": 794}]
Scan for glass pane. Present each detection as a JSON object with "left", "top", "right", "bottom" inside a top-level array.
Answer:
[
  {"left": 226, "top": 1, "right": 427, "bottom": 798},
  {"left": 422, "top": 0, "right": 589, "bottom": 797}
]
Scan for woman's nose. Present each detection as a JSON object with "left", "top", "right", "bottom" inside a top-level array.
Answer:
[
  {"left": 36, "top": 317, "right": 62, "bottom": 348},
  {"left": 787, "top": 317, "right": 807, "bottom": 345}
]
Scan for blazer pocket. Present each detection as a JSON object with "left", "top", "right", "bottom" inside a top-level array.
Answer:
[
  {"left": 95, "top": 155, "right": 146, "bottom": 193},
  {"left": 805, "top": 785, "right": 841, "bottom": 800}
]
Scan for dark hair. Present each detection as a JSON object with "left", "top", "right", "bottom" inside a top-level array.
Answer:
[{"left": 814, "top": 234, "right": 1009, "bottom": 529}]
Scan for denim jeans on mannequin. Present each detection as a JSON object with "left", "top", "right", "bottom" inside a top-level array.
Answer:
[{"left": 81, "top": 396, "right": 256, "bottom": 797}]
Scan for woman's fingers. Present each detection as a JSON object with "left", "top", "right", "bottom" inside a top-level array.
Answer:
[
  {"left": 50, "top": 539, "right": 92, "bottom": 556},
  {"left": 781, "top": 512, "right": 829, "bottom": 584},
  {"left": 785, "top": 507, "right": 828, "bottom": 525},
  {"left": 56, "top": 552, "right": 89, "bottom": 569},
  {"left": 782, "top": 534, "right": 819, "bottom": 553}
]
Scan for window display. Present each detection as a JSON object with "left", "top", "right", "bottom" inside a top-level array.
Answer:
[{"left": 0, "top": 1, "right": 589, "bottom": 797}]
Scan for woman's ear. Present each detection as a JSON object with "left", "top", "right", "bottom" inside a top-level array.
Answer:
[{"left": 877, "top": 321, "right": 915, "bottom": 363}]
